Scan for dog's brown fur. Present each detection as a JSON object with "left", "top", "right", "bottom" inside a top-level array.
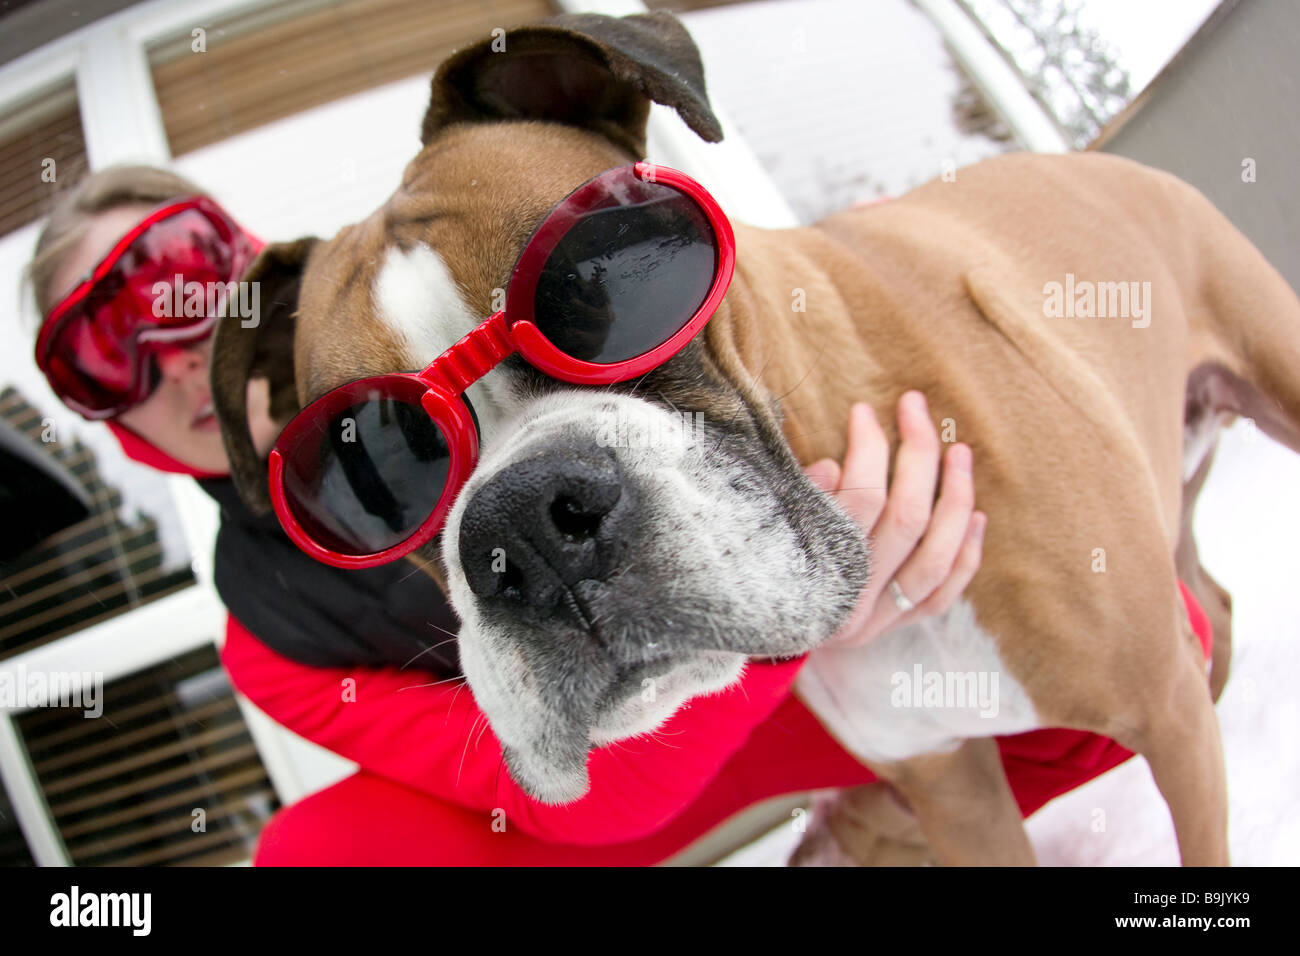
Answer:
[
  {"left": 212, "top": 12, "right": 1300, "bottom": 865},
  {"left": 710, "top": 151, "right": 1300, "bottom": 864}
]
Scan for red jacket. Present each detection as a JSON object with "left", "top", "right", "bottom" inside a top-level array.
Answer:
[{"left": 107, "top": 420, "right": 1212, "bottom": 854}]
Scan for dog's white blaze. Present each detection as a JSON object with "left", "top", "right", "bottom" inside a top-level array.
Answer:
[
  {"left": 794, "top": 599, "right": 1038, "bottom": 764},
  {"left": 371, "top": 243, "right": 507, "bottom": 439},
  {"left": 373, "top": 244, "right": 473, "bottom": 365}
]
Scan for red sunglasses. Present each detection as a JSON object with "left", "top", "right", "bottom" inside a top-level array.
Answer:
[
  {"left": 35, "top": 196, "right": 260, "bottom": 419},
  {"left": 271, "top": 161, "right": 736, "bottom": 569}
]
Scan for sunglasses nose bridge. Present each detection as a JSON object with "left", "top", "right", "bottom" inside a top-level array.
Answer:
[{"left": 418, "top": 310, "right": 514, "bottom": 393}]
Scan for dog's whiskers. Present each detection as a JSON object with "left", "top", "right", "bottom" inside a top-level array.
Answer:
[
  {"left": 656, "top": 392, "right": 682, "bottom": 416},
  {"left": 457, "top": 712, "right": 485, "bottom": 786},
  {"left": 770, "top": 341, "right": 833, "bottom": 405},
  {"left": 424, "top": 620, "right": 460, "bottom": 640},
  {"left": 400, "top": 674, "right": 465, "bottom": 691},
  {"left": 444, "top": 679, "right": 469, "bottom": 721},
  {"left": 401, "top": 635, "right": 459, "bottom": 670},
  {"left": 624, "top": 370, "right": 653, "bottom": 400},
  {"left": 397, "top": 557, "right": 437, "bottom": 584},
  {"left": 494, "top": 752, "right": 508, "bottom": 804},
  {"left": 475, "top": 712, "right": 493, "bottom": 750}
]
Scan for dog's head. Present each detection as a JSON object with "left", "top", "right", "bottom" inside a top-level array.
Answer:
[{"left": 212, "top": 11, "right": 869, "bottom": 803}]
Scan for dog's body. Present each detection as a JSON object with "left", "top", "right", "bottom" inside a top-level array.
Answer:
[
  {"left": 212, "top": 12, "right": 1300, "bottom": 865},
  {"left": 737, "top": 150, "right": 1298, "bottom": 863}
]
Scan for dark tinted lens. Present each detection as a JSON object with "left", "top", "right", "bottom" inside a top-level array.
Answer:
[
  {"left": 281, "top": 386, "right": 452, "bottom": 556},
  {"left": 533, "top": 177, "right": 716, "bottom": 364}
]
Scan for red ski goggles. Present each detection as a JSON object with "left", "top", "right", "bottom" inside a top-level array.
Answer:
[
  {"left": 35, "top": 196, "right": 260, "bottom": 419},
  {"left": 271, "top": 161, "right": 735, "bottom": 569}
]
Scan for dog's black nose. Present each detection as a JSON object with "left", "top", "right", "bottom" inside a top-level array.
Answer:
[{"left": 458, "top": 445, "right": 631, "bottom": 609}]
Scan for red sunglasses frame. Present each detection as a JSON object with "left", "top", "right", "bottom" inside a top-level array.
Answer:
[
  {"left": 269, "top": 161, "right": 736, "bottom": 569},
  {"left": 35, "top": 195, "right": 261, "bottom": 419}
]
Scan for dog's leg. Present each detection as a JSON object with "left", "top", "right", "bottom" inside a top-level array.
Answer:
[
  {"left": 1176, "top": 436, "right": 1233, "bottom": 702},
  {"left": 1183, "top": 178, "right": 1300, "bottom": 458},
  {"left": 865, "top": 738, "right": 1034, "bottom": 866},
  {"left": 1108, "top": 632, "right": 1230, "bottom": 866},
  {"left": 789, "top": 783, "right": 936, "bottom": 867},
  {"left": 1201, "top": 570, "right": 1234, "bottom": 704}
]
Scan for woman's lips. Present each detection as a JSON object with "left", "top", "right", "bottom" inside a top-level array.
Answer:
[{"left": 192, "top": 400, "right": 218, "bottom": 431}]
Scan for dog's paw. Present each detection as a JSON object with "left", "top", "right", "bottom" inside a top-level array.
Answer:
[{"left": 788, "top": 785, "right": 938, "bottom": 867}]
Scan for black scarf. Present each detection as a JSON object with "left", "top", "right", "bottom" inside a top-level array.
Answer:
[{"left": 196, "top": 476, "right": 461, "bottom": 679}]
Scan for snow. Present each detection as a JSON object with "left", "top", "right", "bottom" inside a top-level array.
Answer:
[{"left": 682, "top": 0, "right": 1014, "bottom": 220}]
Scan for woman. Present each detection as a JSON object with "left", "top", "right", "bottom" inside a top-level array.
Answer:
[
  {"left": 29, "top": 165, "right": 1180, "bottom": 866},
  {"left": 30, "top": 167, "right": 464, "bottom": 677}
]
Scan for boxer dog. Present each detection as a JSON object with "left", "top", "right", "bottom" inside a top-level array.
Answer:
[{"left": 211, "top": 11, "right": 1300, "bottom": 865}]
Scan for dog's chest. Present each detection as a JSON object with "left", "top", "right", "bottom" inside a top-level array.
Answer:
[{"left": 794, "top": 599, "right": 1039, "bottom": 763}]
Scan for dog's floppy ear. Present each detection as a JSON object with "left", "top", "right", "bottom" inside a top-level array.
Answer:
[
  {"left": 211, "top": 237, "right": 317, "bottom": 514},
  {"left": 421, "top": 11, "right": 722, "bottom": 158}
]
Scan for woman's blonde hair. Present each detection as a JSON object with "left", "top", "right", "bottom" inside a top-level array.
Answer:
[{"left": 27, "top": 164, "right": 208, "bottom": 321}]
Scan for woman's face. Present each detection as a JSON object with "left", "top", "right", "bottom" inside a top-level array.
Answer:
[{"left": 47, "top": 204, "right": 281, "bottom": 474}]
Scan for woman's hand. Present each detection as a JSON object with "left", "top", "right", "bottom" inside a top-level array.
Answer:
[{"left": 803, "top": 391, "right": 986, "bottom": 648}]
